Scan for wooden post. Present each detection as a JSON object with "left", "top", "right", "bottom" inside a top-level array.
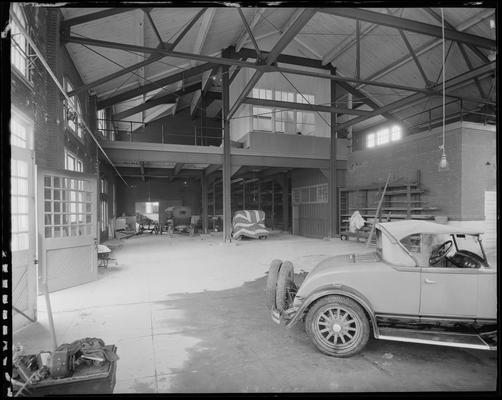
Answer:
[
  {"left": 201, "top": 172, "right": 208, "bottom": 233},
  {"left": 271, "top": 180, "right": 275, "bottom": 229},
  {"left": 328, "top": 67, "right": 338, "bottom": 237},
  {"left": 366, "top": 174, "right": 391, "bottom": 247},
  {"left": 221, "top": 65, "right": 232, "bottom": 242},
  {"left": 242, "top": 181, "right": 245, "bottom": 209}
]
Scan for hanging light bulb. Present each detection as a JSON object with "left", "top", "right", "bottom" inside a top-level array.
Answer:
[
  {"left": 438, "top": 8, "right": 449, "bottom": 173},
  {"left": 438, "top": 146, "right": 449, "bottom": 171}
]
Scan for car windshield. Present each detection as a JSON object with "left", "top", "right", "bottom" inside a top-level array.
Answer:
[
  {"left": 400, "top": 232, "right": 487, "bottom": 267},
  {"left": 453, "top": 234, "right": 485, "bottom": 258}
]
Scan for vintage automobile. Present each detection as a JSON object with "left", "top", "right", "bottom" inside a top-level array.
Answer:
[{"left": 266, "top": 220, "right": 497, "bottom": 357}]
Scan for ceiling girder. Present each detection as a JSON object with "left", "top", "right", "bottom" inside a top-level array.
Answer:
[
  {"left": 97, "top": 63, "right": 214, "bottom": 109},
  {"left": 320, "top": 8, "right": 496, "bottom": 50},
  {"left": 61, "top": 8, "right": 135, "bottom": 30},
  {"left": 336, "top": 61, "right": 496, "bottom": 131},
  {"left": 242, "top": 97, "right": 371, "bottom": 116},
  {"left": 113, "top": 82, "right": 201, "bottom": 120},
  {"left": 227, "top": 8, "right": 318, "bottom": 120}
]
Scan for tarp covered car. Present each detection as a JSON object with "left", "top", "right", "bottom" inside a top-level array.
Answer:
[{"left": 232, "top": 210, "right": 269, "bottom": 240}]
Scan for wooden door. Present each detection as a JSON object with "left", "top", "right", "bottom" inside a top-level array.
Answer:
[
  {"left": 11, "top": 110, "right": 37, "bottom": 331},
  {"left": 38, "top": 169, "right": 98, "bottom": 293}
]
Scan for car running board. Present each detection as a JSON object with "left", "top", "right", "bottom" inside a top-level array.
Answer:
[{"left": 377, "top": 327, "right": 496, "bottom": 350}]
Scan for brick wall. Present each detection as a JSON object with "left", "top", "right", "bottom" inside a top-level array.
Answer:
[
  {"left": 460, "top": 124, "right": 497, "bottom": 220},
  {"left": 11, "top": 6, "right": 49, "bottom": 165},
  {"left": 346, "top": 122, "right": 495, "bottom": 221}
]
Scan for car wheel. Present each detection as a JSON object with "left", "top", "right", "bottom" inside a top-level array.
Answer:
[
  {"left": 275, "top": 261, "right": 295, "bottom": 312},
  {"left": 305, "top": 295, "right": 369, "bottom": 357},
  {"left": 265, "top": 259, "right": 282, "bottom": 310}
]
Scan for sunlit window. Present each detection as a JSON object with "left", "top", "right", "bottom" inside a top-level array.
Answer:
[
  {"left": 65, "top": 149, "right": 83, "bottom": 172},
  {"left": 391, "top": 125, "right": 402, "bottom": 141},
  {"left": 64, "top": 78, "right": 84, "bottom": 138},
  {"left": 367, "top": 133, "right": 375, "bottom": 148},
  {"left": 376, "top": 128, "right": 389, "bottom": 145},
  {"left": 366, "top": 125, "right": 402, "bottom": 149}
]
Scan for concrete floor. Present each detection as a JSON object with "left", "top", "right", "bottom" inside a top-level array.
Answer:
[{"left": 13, "top": 232, "right": 498, "bottom": 393}]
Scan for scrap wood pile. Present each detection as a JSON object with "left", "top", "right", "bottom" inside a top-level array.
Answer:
[{"left": 12, "top": 338, "right": 118, "bottom": 396}]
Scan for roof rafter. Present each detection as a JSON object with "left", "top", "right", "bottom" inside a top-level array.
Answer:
[
  {"left": 336, "top": 61, "right": 496, "bottom": 131},
  {"left": 114, "top": 82, "right": 201, "bottom": 120},
  {"left": 235, "top": 8, "right": 266, "bottom": 51},
  {"left": 97, "top": 63, "right": 214, "bottom": 109},
  {"left": 320, "top": 8, "right": 496, "bottom": 50},
  {"left": 227, "top": 8, "right": 318, "bottom": 120},
  {"left": 61, "top": 8, "right": 135, "bottom": 30}
]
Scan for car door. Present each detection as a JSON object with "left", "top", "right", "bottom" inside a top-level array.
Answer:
[{"left": 419, "top": 266, "right": 478, "bottom": 317}]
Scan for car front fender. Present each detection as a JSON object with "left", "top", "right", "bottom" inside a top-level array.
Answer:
[{"left": 285, "top": 284, "right": 379, "bottom": 337}]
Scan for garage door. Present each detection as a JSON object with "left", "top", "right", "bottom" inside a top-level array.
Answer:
[
  {"left": 11, "top": 109, "right": 37, "bottom": 331},
  {"left": 38, "top": 168, "right": 98, "bottom": 293},
  {"left": 484, "top": 191, "right": 497, "bottom": 250}
]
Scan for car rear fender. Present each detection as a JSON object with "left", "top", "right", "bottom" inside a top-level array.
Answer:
[{"left": 285, "top": 284, "right": 379, "bottom": 337}]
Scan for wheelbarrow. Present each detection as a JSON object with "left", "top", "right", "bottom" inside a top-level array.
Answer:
[{"left": 97, "top": 245, "right": 116, "bottom": 268}]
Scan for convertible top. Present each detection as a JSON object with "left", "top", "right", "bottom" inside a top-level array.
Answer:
[{"left": 376, "top": 220, "right": 483, "bottom": 241}]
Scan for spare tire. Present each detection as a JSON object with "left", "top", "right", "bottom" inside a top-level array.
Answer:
[
  {"left": 275, "top": 261, "right": 295, "bottom": 312},
  {"left": 266, "top": 259, "right": 283, "bottom": 310}
]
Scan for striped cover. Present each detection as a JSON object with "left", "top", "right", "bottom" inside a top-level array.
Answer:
[{"left": 232, "top": 210, "right": 269, "bottom": 239}]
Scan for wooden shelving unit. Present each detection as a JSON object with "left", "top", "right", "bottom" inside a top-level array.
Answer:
[{"left": 338, "top": 174, "right": 439, "bottom": 242}]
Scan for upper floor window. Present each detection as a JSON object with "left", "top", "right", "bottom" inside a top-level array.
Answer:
[
  {"left": 97, "top": 109, "right": 106, "bottom": 136},
  {"left": 10, "top": 3, "right": 32, "bottom": 81},
  {"left": 10, "top": 111, "right": 33, "bottom": 149},
  {"left": 65, "top": 149, "right": 83, "bottom": 172},
  {"left": 251, "top": 88, "right": 316, "bottom": 135},
  {"left": 64, "top": 78, "right": 84, "bottom": 139},
  {"left": 366, "top": 125, "right": 402, "bottom": 149}
]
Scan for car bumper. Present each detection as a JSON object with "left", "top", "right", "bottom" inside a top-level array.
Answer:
[{"left": 270, "top": 306, "right": 300, "bottom": 327}]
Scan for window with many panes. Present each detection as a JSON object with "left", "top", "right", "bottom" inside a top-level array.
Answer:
[
  {"left": 252, "top": 88, "right": 273, "bottom": 131},
  {"left": 64, "top": 78, "right": 84, "bottom": 138},
  {"left": 251, "top": 88, "right": 316, "bottom": 135},
  {"left": 292, "top": 184, "right": 328, "bottom": 205},
  {"left": 366, "top": 125, "right": 402, "bottom": 149},
  {"left": 10, "top": 3, "right": 32, "bottom": 81},
  {"left": 65, "top": 149, "right": 83, "bottom": 172},
  {"left": 43, "top": 176, "right": 94, "bottom": 238},
  {"left": 11, "top": 159, "right": 30, "bottom": 251}
]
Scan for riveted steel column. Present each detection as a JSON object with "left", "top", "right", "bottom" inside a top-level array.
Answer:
[
  {"left": 222, "top": 65, "right": 232, "bottom": 242},
  {"left": 329, "top": 67, "right": 338, "bottom": 237}
]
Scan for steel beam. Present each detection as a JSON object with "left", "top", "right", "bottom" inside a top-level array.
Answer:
[
  {"left": 61, "top": 8, "right": 135, "bottom": 30},
  {"left": 329, "top": 67, "right": 338, "bottom": 237},
  {"left": 68, "top": 48, "right": 165, "bottom": 97},
  {"left": 97, "top": 63, "right": 214, "bottom": 109},
  {"left": 237, "top": 8, "right": 262, "bottom": 60},
  {"left": 238, "top": 47, "right": 326, "bottom": 69},
  {"left": 397, "top": 29, "right": 430, "bottom": 86},
  {"left": 320, "top": 8, "right": 496, "bottom": 50},
  {"left": 242, "top": 97, "right": 371, "bottom": 116},
  {"left": 336, "top": 61, "right": 496, "bottom": 131},
  {"left": 204, "top": 164, "right": 221, "bottom": 176},
  {"left": 236, "top": 8, "right": 266, "bottom": 51},
  {"left": 424, "top": 8, "right": 489, "bottom": 63},
  {"left": 114, "top": 83, "right": 200, "bottom": 120},
  {"left": 227, "top": 9, "right": 317, "bottom": 120},
  {"left": 171, "top": 8, "right": 208, "bottom": 50},
  {"left": 221, "top": 65, "right": 232, "bottom": 242},
  {"left": 356, "top": 20, "right": 360, "bottom": 80},
  {"left": 143, "top": 9, "right": 163, "bottom": 45}
]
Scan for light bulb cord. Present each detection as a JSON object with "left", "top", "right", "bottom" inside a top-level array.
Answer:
[{"left": 441, "top": 8, "right": 446, "bottom": 157}]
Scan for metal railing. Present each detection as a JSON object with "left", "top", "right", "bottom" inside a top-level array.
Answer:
[{"left": 96, "top": 118, "right": 223, "bottom": 146}]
